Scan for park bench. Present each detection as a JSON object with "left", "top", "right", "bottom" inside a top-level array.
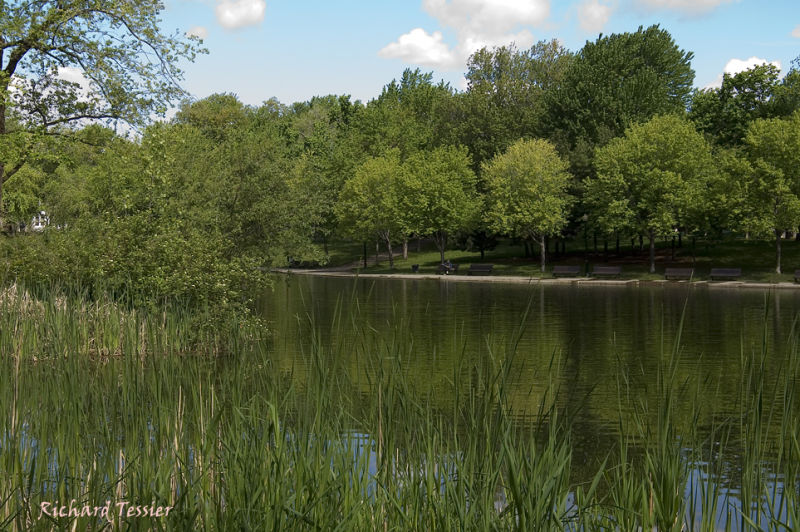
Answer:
[
  {"left": 794, "top": 269, "right": 800, "bottom": 283},
  {"left": 411, "top": 264, "right": 419, "bottom": 273},
  {"left": 468, "top": 264, "right": 493, "bottom": 276},
  {"left": 438, "top": 263, "right": 459, "bottom": 275},
  {"left": 591, "top": 266, "right": 622, "bottom": 278},
  {"left": 552, "top": 265, "right": 581, "bottom": 277},
  {"left": 664, "top": 267, "right": 694, "bottom": 280},
  {"left": 709, "top": 268, "right": 741, "bottom": 280}
]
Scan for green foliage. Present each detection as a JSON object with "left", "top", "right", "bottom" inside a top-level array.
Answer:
[
  {"left": 546, "top": 25, "right": 694, "bottom": 180},
  {"left": 457, "top": 40, "right": 573, "bottom": 172},
  {"left": 0, "top": 0, "right": 204, "bottom": 225},
  {"left": 399, "top": 145, "right": 480, "bottom": 261},
  {"left": 690, "top": 63, "right": 784, "bottom": 147},
  {"left": 744, "top": 111, "right": 800, "bottom": 272},
  {"left": 352, "top": 68, "right": 454, "bottom": 161},
  {"left": 483, "top": 138, "right": 574, "bottom": 270},
  {"left": 336, "top": 150, "right": 403, "bottom": 265},
  {"left": 588, "top": 115, "right": 714, "bottom": 271}
]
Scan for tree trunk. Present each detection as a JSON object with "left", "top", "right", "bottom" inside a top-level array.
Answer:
[
  {"left": 323, "top": 236, "right": 329, "bottom": 257},
  {"left": 639, "top": 234, "right": 644, "bottom": 252},
  {"left": 776, "top": 229, "right": 782, "bottom": 274},
  {"left": 436, "top": 231, "right": 446, "bottom": 263},
  {"left": 649, "top": 229, "right": 656, "bottom": 273},
  {"left": 540, "top": 236, "right": 546, "bottom": 273},
  {"left": 363, "top": 242, "right": 368, "bottom": 269},
  {"left": 402, "top": 238, "right": 408, "bottom": 260},
  {"left": 671, "top": 236, "right": 675, "bottom": 262},
  {"left": 615, "top": 233, "right": 620, "bottom": 254},
  {"left": 678, "top": 231, "right": 682, "bottom": 247},
  {"left": 417, "top": 236, "right": 422, "bottom": 252},
  {"left": 480, "top": 248, "right": 485, "bottom": 260},
  {"left": 593, "top": 232, "right": 597, "bottom": 253},
  {"left": 385, "top": 235, "right": 394, "bottom": 269}
]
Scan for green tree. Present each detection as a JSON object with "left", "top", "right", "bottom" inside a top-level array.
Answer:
[
  {"left": 336, "top": 151, "right": 403, "bottom": 268},
  {"left": 0, "top": 0, "right": 203, "bottom": 225},
  {"left": 744, "top": 111, "right": 800, "bottom": 274},
  {"left": 545, "top": 25, "right": 694, "bottom": 181},
  {"left": 690, "top": 64, "right": 783, "bottom": 147},
  {"left": 457, "top": 40, "right": 573, "bottom": 172},
  {"left": 587, "top": 115, "right": 714, "bottom": 273},
  {"left": 399, "top": 146, "right": 479, "bottom": 264},
  {"left": 483, "top": 138, "right": 573, "bottom": 272},
  {"left": 287, "top": 95, "right": 360, "bottom": 257}
]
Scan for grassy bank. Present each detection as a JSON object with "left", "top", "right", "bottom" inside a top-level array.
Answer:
[
  {"left": 328, "top": 237, "right": 800, "bottom": 283},
  {"left": 2, "top": 285, "right": 799, "bottom": 530}
]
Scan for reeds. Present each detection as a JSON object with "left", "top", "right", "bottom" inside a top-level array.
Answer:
[{"left": 1, "top": 282, "right": 799, "bottom": 530}]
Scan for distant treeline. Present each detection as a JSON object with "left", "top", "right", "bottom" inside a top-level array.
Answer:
[{"left": 3, "top": 24, "right": 800, "bottom": 305}]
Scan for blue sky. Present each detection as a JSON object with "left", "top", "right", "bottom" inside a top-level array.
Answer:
[{"left": 161, "top": 0, "right": 800, "bottom": 107}]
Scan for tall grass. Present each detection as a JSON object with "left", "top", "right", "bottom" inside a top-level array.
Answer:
[{"left": 1, "top": 282, "right": 799, "bottom": 530}]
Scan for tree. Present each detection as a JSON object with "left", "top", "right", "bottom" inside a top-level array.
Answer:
[
  {"left": 587, "top": 115, "right": 714, "bottom": 273},
  {"left": 0, "top": 0, "right": 203, "bottom": 225},
  {"left": 287, "top": 95, "right": 360, "bottom": 257},
  {"left": 689, "top": 64, "right": 783, "bottom": 147},
  {"left": 456, "top": 40, "right": 573, "bottom": 172},
  {"left": 744, "top": 112, "right": 800, "bottom": 274},
  {"left": 483, "top": 138, "right": 573, "bottom": 272},
  {"left": 336, "top": 151, "right": 403, "bottom": 268},
  {"left": 545, "top": 25, "right": 694, "bottom": 181},
  {"left": 399, "top": 146, "right": 479, "bottom": 264}
]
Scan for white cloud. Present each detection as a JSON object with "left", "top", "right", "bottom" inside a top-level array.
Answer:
[
  {"left": 705, "top": 56, "right": 782, "bottom": 89},
  {"left": 578, "top": 0, "right": 614, "bottom": 32},
  {"left": 215, "top": 0, "right": 266, "bottom": 30},
  {"left": 422, "top": 0, "right": 549, "bottom": 39},
  {"left": 792, "top": 25, "right": 800, "bottom": 38},
  {"left": 381, "top": 0, "right": 550, "bottom": 71},
  {"left": 636, "top": 0, "right": 734, "bottom": 15},
  {"left": 187, "top": 26, "right": 209, "bottom": 40},
  {"left": 379, "top": 29, "right": 459, "bottom": 69},
  {"left": 724, "top": 56, "right": 781, "bottom": 75}
]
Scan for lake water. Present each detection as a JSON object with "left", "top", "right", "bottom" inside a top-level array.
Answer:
[{"left": 262, "top": 274, "right": 800, "bottom": 427}]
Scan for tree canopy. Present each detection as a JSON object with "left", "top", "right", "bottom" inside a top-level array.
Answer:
[{"left": 0, "top": 0, "right": 203, "bottom": 224}]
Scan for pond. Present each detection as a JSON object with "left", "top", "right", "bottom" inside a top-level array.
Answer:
[
  {"left": 4, "top": 275, "right": 800, "bottom": 530},
  {"left": 261, "top": 274, "right": 800, "bottom": 529},
  {"left": 262, "top": 274, "right": 800, "bottom": 425}
]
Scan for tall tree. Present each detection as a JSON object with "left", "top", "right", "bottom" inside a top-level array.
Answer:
[
  {"left": 457, "top": 40, "right": 573, "bottom": 172},
  {"left": 483, "top": 139, "right": 574, "bottom": 272},
  {"left": 336, "top": 151, "right": 403, "bottom": 268},
  {"left": 587, "top": 115, "right": 714, "bottom": 273},
  {"left": 0, "top": 0, "right": 203, "bottom": 226},
  {"left": 399, "top": 146, "right": 479, "bottom": 264},
  {"left": 744, "top": 111, "right": 800, "bottom": 274},
  {"left": 545, "top": 25, "right": 694, "bottom": 181},
  {"left": 690, "top": 64, "right": 783, "bottom": 147}
]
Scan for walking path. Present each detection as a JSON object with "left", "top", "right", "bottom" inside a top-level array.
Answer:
[{"left": 270, "top": 268, "right": 800, "bottom": 290}]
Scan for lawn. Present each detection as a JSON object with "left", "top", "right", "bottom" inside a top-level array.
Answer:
[{"left": 323, "top": 235, "right": 800, "bottom": 283}]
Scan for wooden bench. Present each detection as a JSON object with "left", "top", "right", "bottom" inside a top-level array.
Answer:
[
  {"left": 664, "top": 267, "right": 694, "bottom": 280},
  {"left": 552, "top": 265, "right": 581, "bottom": 277},
  {"left": 710, "top": 268, "right": 741, "bottom": 280},
  {"left": 438, "top": 263, "right": 460, "bottom": 275},
  {"left": 468, "top": 264, "right": 493, "bottom": 276},
  {"left": 591, "top": 266, "right": 622, "bottom": 278}
]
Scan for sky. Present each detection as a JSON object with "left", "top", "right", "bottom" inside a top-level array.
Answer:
[{"left": 160, "top": 0, "right": 800, "bottom": 107}]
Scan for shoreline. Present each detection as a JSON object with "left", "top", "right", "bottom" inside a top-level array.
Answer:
[{"left": 271, "top": 269, "right": 800, "bottom": 290}]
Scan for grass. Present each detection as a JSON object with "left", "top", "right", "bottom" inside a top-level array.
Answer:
[
  {"left": 325, "top": 235, "right": 800, "bottom": 283},
  {"left": 1, "top": 282, "right": 800, "bottom": 530}
]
